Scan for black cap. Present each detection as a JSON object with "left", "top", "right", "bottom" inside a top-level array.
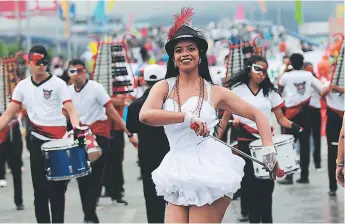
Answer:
[
  {"left": 165, "top": 25, "right": 208, "bottom": 56},
  {"left": 29, "top": 45, "right": 48, "bottom": 60}
]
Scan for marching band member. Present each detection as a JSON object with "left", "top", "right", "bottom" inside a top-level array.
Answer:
[
  {"left": 126, "top": 64, "right": 169, "bottom": 223},
  {"left": 218, "top": 55, "right": 300, "bottom": 223},
  {"left": 0, "top": 45, "right": 80, "bottom": 223},
  {"left": 336, "top": 115, "right": 344, "bottom": 187},
  {"left": 139, "top": 8, "right": 277, "bottom": 223},
  {"left": 65, "top": 59, "right": 137, "bottom": 223},
  {"left": 102, "top": 91, "right": 135, "bottom": 205},
  {"left": 277, "top": 53, "right": 328, "bottom": 184},
  {"left": 0, "top": 107, "right": 24, "bottom": 210},
  {"left": 304, "top": 62, "right": 323, "bottom": 170},
  {"left": 324, "top": 79, "right": 344, "bottom": 195}
]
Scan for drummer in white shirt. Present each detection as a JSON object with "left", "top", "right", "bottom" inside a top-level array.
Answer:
[
  {"left": 304, "top": 62, "right": 324, "bottom": 170},
  {"left": 65, "top": 59, "right": 138, "bottom": 223},
  {"left": 324, "top": 72, "right": 344, "bottom": 196},
  {"left": 218, "top": 55, "right": 301, "bottom": 223}
]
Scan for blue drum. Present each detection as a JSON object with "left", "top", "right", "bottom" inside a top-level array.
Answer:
[{"left": 41, "top": 138, "right": 91, "bottom": 181}]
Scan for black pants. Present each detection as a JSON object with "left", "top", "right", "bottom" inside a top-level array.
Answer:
[
  {"left": 77, "top": 135, "right": 109, "bottom": 223},
  {"left": 238, "top": 140, "right": 274, "bottom": 223},
  {"left": 140, "top": 157, "right": 167, "bottom": 223},
  {"left": 309, "top": 107, "right": 321, "bottom": 168},
  {"left": 30, "top": 135, "right": 68, "bottom": 223},
  {"left": 103, "top": 130, "right": 125, "bottom": 199},
  {"left": 0, "top": 125, "right": 23, "bottom": 206},
  {"left": 326, "top": 109, "right": 342, "bottom": 192},
  {"left": 285, "top": 107, "right": 311, "bottom": 180}
]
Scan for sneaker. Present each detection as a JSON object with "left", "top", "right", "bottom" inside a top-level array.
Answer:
[
  {"left": 328, "top": 190, "right": 337, "bottom": 196},
  {"left": 16, "top": 204, "right": 25, "bottom": 211},
  {"left": 315, "top": 168, "right": 324, "bottom": 172},
  {"left": 296, "top": 178, "right": 309, "bottom": 184},
  {"left": 112, "top": 198, "right": 128, "bottom": 206},
  {"left": 277, "top": 179, "right": 293, "bottom": 185},
  {"left": 238, "top": 214, "right": 249, "bottom": 222},
  {"left": 0, "top": 179, "right": 7, "bottom": 187}
]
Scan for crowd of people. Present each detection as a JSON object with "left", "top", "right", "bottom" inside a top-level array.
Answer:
[{"left": 0, "top": 7, "right": 344, "bottom": 224}]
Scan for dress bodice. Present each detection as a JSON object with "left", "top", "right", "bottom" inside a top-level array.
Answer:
[{"left": 162, "top": 77, "right": 218, "bottom": 150}]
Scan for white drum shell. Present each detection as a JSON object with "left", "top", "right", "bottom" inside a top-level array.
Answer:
[
  {"left": 249, "top": 134, "right": 299, "bottom": 179},
  {"left": 41, "top": 138, "right": 76, "bottom": 151}
]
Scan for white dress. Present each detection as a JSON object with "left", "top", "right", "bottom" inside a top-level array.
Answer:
[{"left": 151, "top": 77, "right": 245, "bottom": 207}]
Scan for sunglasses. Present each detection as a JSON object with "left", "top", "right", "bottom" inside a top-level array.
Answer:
[
  {"left": 68, "top": 68, "right": 85, "bottom": 76},
  {"left": 34, "top": 59, "right": 49, "bottom": 66},
  {"left": 29, "top": 54, "right": 49, "bottom": 66},
  {"left": 251, "top": 64, "right": 267, "bottom": 75}
]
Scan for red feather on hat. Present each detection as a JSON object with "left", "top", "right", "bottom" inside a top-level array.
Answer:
[{"left": 168, "top": 7, "right": 194, "bottom": 41}]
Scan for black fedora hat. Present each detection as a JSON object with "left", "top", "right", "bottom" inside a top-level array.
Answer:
[{"left": 165, "top": 8, "right": 208, "bottom": 56}]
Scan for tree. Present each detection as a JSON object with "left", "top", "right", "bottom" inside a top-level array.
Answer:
[{"left": 0, "top": 41, "right": 9, "bottom": 57}]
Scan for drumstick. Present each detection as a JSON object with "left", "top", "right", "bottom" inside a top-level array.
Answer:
[
  {"left": 190, "top": 123, "right": 266, "bottom": 167},
  {"left": 190, "top": 123, "right": 285, "bottom": 177}
]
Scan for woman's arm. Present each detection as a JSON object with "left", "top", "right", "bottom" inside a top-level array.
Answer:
[
  {"left": 139, "top": 80, "right": 185, "bottom": 126},
  {"left": 273, "top": 108, "right": 292, "bottom": 129},
  {"left": 218, "top": 111, "right": 232, "bottom": 139},
  {"left": 337, "top": 118, "right": 344, "bottom": 164},
  {"left": 213, "top": 86, "right": 273, "bottom": 146}
]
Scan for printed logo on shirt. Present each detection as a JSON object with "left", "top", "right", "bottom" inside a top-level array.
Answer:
[
  {"left": 294, "top": 81, "right": 306, "bottom": 95},
  {"left": 43, "top": 89, "right": 53, "bottom": 99}
]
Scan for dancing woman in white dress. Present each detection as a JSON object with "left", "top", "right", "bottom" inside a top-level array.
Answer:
[{"left": 139, "top": 8, "right": 278, "bottom": 223}]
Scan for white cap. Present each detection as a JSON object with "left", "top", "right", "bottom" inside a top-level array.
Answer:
[{"left": 143, "top": 64, "right": 166, "bottom": 82}]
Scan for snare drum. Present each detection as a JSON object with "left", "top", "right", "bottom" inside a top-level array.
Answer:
[
  {"left": 85, "top": 134, "right": 102, "bottom": 162},
  {"left": 41, "top": 138, "right": 91, "bottom": 181},
  {"left": 249, "top": 134, "right": 299, "bottom": 179}
]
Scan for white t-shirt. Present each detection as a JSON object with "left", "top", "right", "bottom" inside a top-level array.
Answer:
[
  {"left": 69, "top": 80, "right": 110, "bottom": 125},
  {"left": 309, "top": 88, "right": 321, "bottom": 108},
  {"left": 326, "top": 92, "right": 344, "bottom": 112},
  {"left": 11, "top": 75, "right": 71, "bottom": 140},
  {"left": 69, "top": 80, "right": 111, "bottom": 137},
  {"left": 278, "top": 70, "right": 325, "bottom": 107},
  {"left": 232, "top": 84, "right": 284, "bottom": 131}
]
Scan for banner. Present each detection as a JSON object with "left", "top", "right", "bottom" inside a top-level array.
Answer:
[
  {"left": 106, "top": 0, "right": 117, "bottom": 12},
  {"left": 258, "top": 0, "right": 267, "bottom": 13},
  {"left": 61, "top": 0, "right": 70, "bottom": 38},
  {"left": 294, "top": 0, "right": 303, "bottom": 25},
  {"left": 0, "top": 0, "right": 58, "bottom": 19},
  {"left": 336, "top": 4, "right": 344, "bottom": 18},
  {"left": 234, "top": 4, "right": 245, "bottom": 20}
]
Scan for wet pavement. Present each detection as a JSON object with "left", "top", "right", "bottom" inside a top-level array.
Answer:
[{"left": 0, "top": 136, "right": 344, "bottom": 223}]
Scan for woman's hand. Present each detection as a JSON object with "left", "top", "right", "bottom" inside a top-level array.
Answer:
[
  {"left": 190, "top": 121, "right": 210, "bottom": 137},
  {"left": 185, "top": 112, "right": 209, "bottom": 137},
  {"left": 336, "top": 166, "right": 344, "bottom": 187}
]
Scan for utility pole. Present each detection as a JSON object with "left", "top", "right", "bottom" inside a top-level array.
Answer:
[{"left": 26, "top": 0, "right": 32, "bottom": 53}]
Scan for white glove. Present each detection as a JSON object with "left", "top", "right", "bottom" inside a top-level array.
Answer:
[
  {"left": 184, "top": 112, "right": 203, "bottom": 125},
  {"left": 261, "top": 146, "right": 277, "bottom": 171}
]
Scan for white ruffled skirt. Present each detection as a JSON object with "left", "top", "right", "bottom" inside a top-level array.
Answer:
[{"left": 151, "top": 137, "right": 245, "bottom": 207}]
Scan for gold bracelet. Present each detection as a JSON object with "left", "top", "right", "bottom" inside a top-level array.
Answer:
[{"left": 336, "top": 160, "right": 344, "bottom": 167}]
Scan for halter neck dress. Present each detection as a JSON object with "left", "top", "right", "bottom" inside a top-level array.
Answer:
[{"left": 151, "top": 77, "right": 245, "bottom": 206}]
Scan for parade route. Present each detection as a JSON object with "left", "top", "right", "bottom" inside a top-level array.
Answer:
[{"left": 0, "top": 137, "right": 343, "bottom": 223}]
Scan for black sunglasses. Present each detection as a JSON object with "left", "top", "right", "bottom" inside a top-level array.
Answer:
[
  {"left": 69, "top": 68, "right": 85, "bottom": 76},
  {"left": 34, "top": 59, "right": 49, "bottom": 66}
]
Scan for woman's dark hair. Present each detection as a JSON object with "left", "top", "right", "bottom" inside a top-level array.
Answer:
[
  {"left": 59, "top": 69, "right": 70, "bottom": 84},
  {"left": 165, "top": 39, "right": 213, "bottom": 84},
  {"left": 226, "top": 55, "right": 276, "bottom": 97}
]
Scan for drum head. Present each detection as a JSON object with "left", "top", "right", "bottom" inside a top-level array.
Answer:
[
  {"left": 41, "top": 138, "right": 75, "bottom": 151},
  {"left": 249, "top": 134, "right": 294, "bottom": 148}
]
